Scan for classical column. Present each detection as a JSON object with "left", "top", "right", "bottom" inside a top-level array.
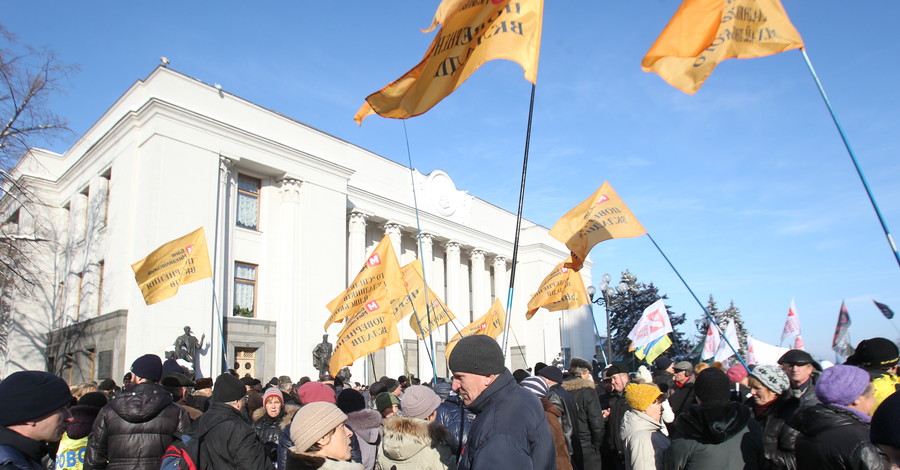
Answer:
[
  {"left": 276, "top": 178, "right": 303, "bottom": 375},
  {"left": 416, "top": 233, "right": 436, "bottom": 381},
  {"left": 470, "top": 250, "right": 487, "bottom": 316},
  {"left": 347, "top": 212, "right": 368, "bottom": 281},
  {"left": 383, "top": 222, "right": 404, "bottom": 378},
  {"left": 209, "top": 156, "right": 232, "bottom": 377},
  {"left": 445, "top": 241, "right": 462, "bottom": 322},
  {"left": 492, "top": 256, "right": 509, "bottom": 307},
  {"left": 384, "top": 222, "right": 403, "bottom": 261}
]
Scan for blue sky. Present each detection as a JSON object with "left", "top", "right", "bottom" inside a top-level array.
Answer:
[{"left": 6, "top": 2, "right": 900, "bottom": 361}]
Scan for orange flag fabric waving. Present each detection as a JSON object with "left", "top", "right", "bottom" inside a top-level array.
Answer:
[
  {"left": 131, "top": 227, "right": 212, "bottom": 305},
  {"left": 526, "top": 259, "right": 589, "bottom": 320},
  {"left": 445, "top": 299, "right": 506, "bottom": 360},
  {"left": 549, "top": 182, "right": 647, "bottom": 271},
  {"left": 325, "top": 235, "right": 405, "bottom": 330},
  {"left": 391, "top": 260, "right": 456, "bottom": 338},
  {"left": 642, "top": 0, "right": 804, "bottom": 94},
  {"left": 328, "top": 300, "right": 401, "bottom": 377},
  {"left": 354, "top": 0, "right": 543, "bottom": 124}
]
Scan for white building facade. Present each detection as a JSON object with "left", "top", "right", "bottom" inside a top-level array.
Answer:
[{"left": 0, "top": 67, "right": 597, "bottom": 383}]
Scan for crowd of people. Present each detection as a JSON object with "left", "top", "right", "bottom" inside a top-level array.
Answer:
[{"left": 1, "top": 335, "right": 899, "bottom": 469}]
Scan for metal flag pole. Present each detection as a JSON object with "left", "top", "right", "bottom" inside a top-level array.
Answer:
[
  {"left": 646, "top": 233, "right": 750, "bottom": 373},
  {"left": 800, "top": 48, "right": 900, "bottom": 270},
  {"left": 501, "top": 83, "right": 537, "bottom": 358}
]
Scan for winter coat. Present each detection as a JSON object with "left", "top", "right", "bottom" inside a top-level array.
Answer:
[
  {"left": 548, "top": 383, "right": 580, "bottom": 467},
  {"left": 793, "top": 403, "right": 886, "bottom": 470},
  {"left": 252, "top": 404, "right": 300, "bottom": 464},
  {"left": 345, "top": 409, "right": 382, "bottom": 470},
  {"left": 278, "top": 418, "right": 363, "bottom": 470},
  {"left": 433, "top": 393, "right": 474, "bottom": 458},
  {"left": 285, "top": 452, "right": 364, "bottom": 470},
  {"left": 664, "top": 402, "right": 764, "bottom": 470},
  {"left": 602, "top": 390, "right": 632, "bottom": 465},
  {"left": 562, "top": 377, "right": 605, "bottom": 470},
  {"left": 789, "top": 377, "right": 819, "bottom": 409},
  {"left": 375, "top": 416, "right": 456, "bottom": 470},
  {"left": 621, "top": 409, "right": 670, "bottom": 470},
  {"left": 83, "top": 383, "right": 189, "bottom": 470},
  {"left": 457, "top": 369, "right": 555, "bottom": 470},
  {"left": 667, "top": 379, "right": 695, "bottom": 417},
  {"left": 541, "top": 397, "right": 573, "bottom": 470},
  {"left": 751, "top": 394, "right": 800, "bottom": 470},
  {"left": 0, "top": 426, "right": 46, "bottom": 470},
  {"left": 194, "top": 401, "right": 272, "bottom": 470}
]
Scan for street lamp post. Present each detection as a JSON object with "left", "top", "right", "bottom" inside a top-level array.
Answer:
[{"left": 587, "top": 273, "right": 628, "bottom": 364}]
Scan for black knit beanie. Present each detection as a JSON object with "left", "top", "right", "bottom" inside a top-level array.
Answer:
[
  {"left": 694, "top": 368, "right": 731, "bottom": 404},
  {"left": 448, "top": 335, "right": 504, "bottom": 375},
  {"left": 871, "top": 389, "right": 900, "bottom": 448},
  {"left": 336, "top": 389, "right": 366, "bottom": 414},
  {"left": 212, "top": 372, "right": 247, "bottom": 402},
  {"left": 0, "top": 371, "right": 73, "bottom": 426}
]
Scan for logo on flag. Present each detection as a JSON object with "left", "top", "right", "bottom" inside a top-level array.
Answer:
[
  {"left": 627, "top": 299, "right": 673, "bottom": 349},
  {"left": 595, "top": 195, "right": 610, "bottom": 205},
  {"left": 781, "top": 299, "right": 801, "bottom": 344},
  {"left": 365, "top": 301, "right": 380, "bottom": 312},
  {"left": 185, "top": 245, "right": 194, "bottom": 255},
  {"left": 368, "top": 254, "right": 382, "bottom": 267}
]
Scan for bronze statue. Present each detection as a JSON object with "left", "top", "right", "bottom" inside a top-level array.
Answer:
[
  {"left": 312, "top": 334, "right": 333, "bottom": 375},
  {"left": 174, "top": 326, "right": 205, "bottom": 365}
]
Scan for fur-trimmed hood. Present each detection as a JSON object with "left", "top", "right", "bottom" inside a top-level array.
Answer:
[
  {"left": 252, "top": 403, "right": 299, "bottom": 429},
  {"left": 380, "top": 416, "right": 452, "bottom": 462},
  {"left": 285, "top": 451, "right": 364, "bottom": 470},
  {"left": 561, "top": 377, "right": 596, "bottom": 392}
]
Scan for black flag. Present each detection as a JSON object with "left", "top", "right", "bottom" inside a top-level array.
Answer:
[{"left": 874, "top": 300, "right": 895, "bottom": 319}]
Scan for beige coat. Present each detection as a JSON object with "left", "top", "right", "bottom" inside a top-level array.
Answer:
[{"left": 375, "top": 416, "right": 457, "bottom": 470}]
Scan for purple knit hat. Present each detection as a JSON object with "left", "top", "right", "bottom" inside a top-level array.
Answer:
[{"left": 815, "top": 365, "right": 871, "bottom": 405}]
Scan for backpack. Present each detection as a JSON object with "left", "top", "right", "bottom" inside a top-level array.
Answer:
[{"left": 160, "top": 432, "right": 201, "bottom": 470}]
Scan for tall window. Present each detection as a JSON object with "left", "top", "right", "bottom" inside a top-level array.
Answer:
[
  {"left": 234, "top": 262, "right": 257, "bottom": 317},
  {"left": 236, "top": 174, "right": 260, "bottom": 230}
]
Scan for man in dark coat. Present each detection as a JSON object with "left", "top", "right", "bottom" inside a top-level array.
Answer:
[
  {"left": 600, "top": 364, "right": 631, "bottom": 470},
  {"left": 433, "top": 389, "right": 475, "bottom": 460},
  {"left": 668, "top": 361, "right": 696, "bottom": 418},
  {"left": 449, "top": 335, "right": 555, "bottom": 470},
  {"left": 195, "top": 373, "right": 272, "bottom": 469},
  {"left": 0, "top": 371, "right": 74, "bottom": 470},
  {"left": 778, "top": 349, "right": 821, "bottom": 409},
  {"left": 85, "top": 354, "right": 190, "bottom": 470},
  {"left": 540, "top": 364, "right": 582, "bottom": 470},
  {"left": 561, "top": 358, "right": 603, "bottom": 470},
  {"left": 665, "top": 368, "right": 764, "bottom": 469}
]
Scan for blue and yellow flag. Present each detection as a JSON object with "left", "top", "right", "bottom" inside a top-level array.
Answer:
[{"left": 635, "top": 334, "right": 673, "bottom": 365}]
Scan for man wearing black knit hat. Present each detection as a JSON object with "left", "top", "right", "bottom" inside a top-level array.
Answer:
[
  {"left": 194, "top": 373, "right": 271, "bottom": 469},
  {"left": 85, "top": 354, "right": 190, "bottom": 470},
  {"left": 449, "top": 335, "right": 555, "bottom": 470},
  {"left": 665, "top": 368, "right": 763, "bottom": 469},
  {"left": 0, "top": 371, "right": 74, "bottom": 469}
]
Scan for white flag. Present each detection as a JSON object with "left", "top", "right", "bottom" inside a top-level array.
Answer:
[
  {"left": 747, "top": 335, "right": 757, "bottom": 365},
  {"left": 781, "top": 298, "right": 801, "bottom": 344},
  {"left": 715, "top": 319, "right": 739, "bottom": 363},
  {"left": 701, "top": 322, "right": 721, "bottom": 361},
  {"left": 628, "top": 299, "right": 673, "bottom": 349}
]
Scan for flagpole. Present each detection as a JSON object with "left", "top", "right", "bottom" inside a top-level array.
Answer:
[
  {"left": 799, "top": 48, "right": 900, "bottom": 270},
  {"left": 646, "top": 233, "right": 750, "bottom": 373},
  {"left": 502, "top": 83, "right": 537, "bottom": 358}
]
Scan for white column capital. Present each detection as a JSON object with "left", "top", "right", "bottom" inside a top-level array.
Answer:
[
  {"left": 383, "top": 222, "right": 403, "bottom": 234},
  {"left": 445, "top": 240, "right": 462, "bottom": 254},
  {"left": 348, "top": 211, "right": 368, "bottom": 225},
  {"left": 470, "top": 249, "right": 486, "bottom": 262},
  {"left": 278, "top": 178, "right": 303, "bottom": 202},
  {"left": 219, "top": 156, "right": 233, "bottom": 171},
  {"left": 492, "top": 256, "right": 509, "bottom": 268}
]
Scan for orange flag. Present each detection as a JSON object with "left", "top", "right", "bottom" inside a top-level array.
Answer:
[
  {"left": 131, "top": 227, "right": 212, "bottom": 305},
  {"left": 328, "top": 299, "right": 401, "bottom": 377},
  {"left": 642, "top": 0, "right": 803, "bottom": 94},
  {"left": 391, "top": 260, "right": 456, "bottom": 338},
  {"left": 354, "top": 0, "right": 543, "bottom": 124},
  {"left": 525, "top": 259, "right": 589, "bottom": 320},
  {"left": 445, "top": 299, "right": 506, "bottom": 360},
  {"left": 325, "top": 235, "right": 405, "bottom": 330},
  {"left": 549, "top": 182, "right": 647, "bottom": 271}
]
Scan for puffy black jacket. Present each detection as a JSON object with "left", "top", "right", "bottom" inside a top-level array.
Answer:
[
  {"left": 251, "top": 404, "right": 298, "bottom": 464},
  {"left": 752, "top": 394, "right": 800, "bottom": 470},
  {"left": 84, "top": 383, "right": 189, "bottom": 470},
  {"left": 665, "top": 402, "right": 763, "bottom": 470},
  {"left": 433, "top": 392, "right": 475, "bottom": 459},
  {"left": 668, "top": 379, "right": 696, "bottom": 417},
  {"left": 793, "top": 403, "right": 886, "bottom": 470},
  {"left": 561, "top": 377, "right": 603, "bottom": 469},
  {"left": 457, "top": 369, "right": 555, "bottom": 470},
  {"left": 195, "top": 401, "right": 272, "bottom": 470}
]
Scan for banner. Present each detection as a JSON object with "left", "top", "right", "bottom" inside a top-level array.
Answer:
[
  {"left": 549, "top": 182, "right": 647, "bottom": 271},
  {"left": 635, "top": 334, "right": 672, "bottom": 365},
  {"left": 715, "top": 319, "right": 740, "bottom": 363},
  {"left": 627, "top": 299, "right": 673, "bottom": 349},
  {"left": 445, "top": 298, "right": 506, "bottom": 361},
  {"left": 747, "top": 336, "right": 757, "bottom": 365},
  {"left": 525, "top": 259, "right": 588, "bottom": 320},
  {"left": 642, "top": 0, "right": 804, "bottom": 94},
  {"left": 325, "top": 235, "right": 405, "bottom": 330},
  {"left": 701, "top": 322, "right": 721, "bottom": 361},
  {"left": 328, "top": 301, "right": 400, "bottom": 377},
  {"left": 780, "top": 298, "right": 801, "bottom": 344},
  {"left": 748, "top": 336, "right": 789, "bottom": 365},
  {"left": 873, "top": 300, "right": 895, "bottom": 319},
  {"left": 393, "top": 260, "right": 456, "bottom": 339},
  {"left": 355, "top": 0, "right": 543, "bottom": 124},
  {"left": 131, "top": 227, "right": 212, "bottom": 305}
]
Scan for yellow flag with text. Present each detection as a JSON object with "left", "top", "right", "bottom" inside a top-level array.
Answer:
[
  {"left": 549, "top": 182, "right": 647, "bottom": 271},
  {"left": 642, "top": 0, "right": 804, "bottom": 94},
  {"left": 329, "top": 300, "right": 401, "bottom": 377},
  {"left": 131, "top": 227, "right": 212, "bottom": 305},
  {"left": 445, "top": 298, "right": 506, "bottom": 360},
  {"left": 525, "top": 259, "right": 588, "bottom": 320},
  {"left": 354, "top": 0, "right": 543, "bottom": 124},
  {"left": 394, "top": 260, "right": 456, "bottom": 339},
  {"left": 325, "top": 235, "right": 405, "bottom": 330}
]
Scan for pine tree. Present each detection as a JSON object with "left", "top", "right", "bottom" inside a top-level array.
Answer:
[{"left": 605, "top": 270, "right": 691, "bottom": 365}]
